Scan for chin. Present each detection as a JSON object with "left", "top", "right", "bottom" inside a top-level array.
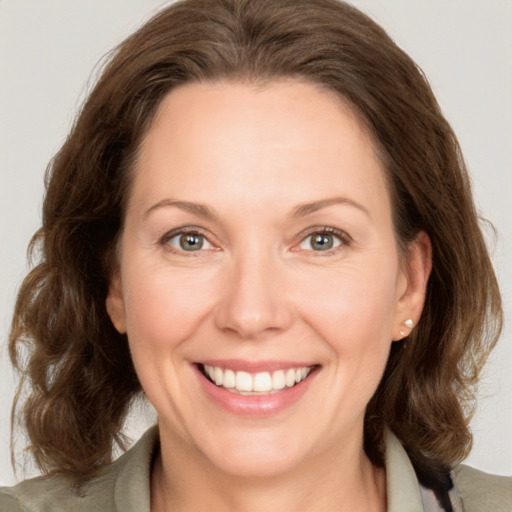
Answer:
[
  {"left": 211, "top": 447, "right": 305, "bottom": 479},
  {"left": 196, "top": 427, "right": 312, "bottom": 479}
]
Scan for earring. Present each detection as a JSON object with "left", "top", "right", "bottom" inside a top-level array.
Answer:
[{"left": 399, "top": 319, "right": 414, "bottom": 337}]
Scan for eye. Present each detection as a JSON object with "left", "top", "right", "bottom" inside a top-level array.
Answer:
[
  {"left": 298, "top": 230, "right": 345, "bottom": 252},
  {"left": 165, "top": 232, "right": 213, "bottom": 252}
]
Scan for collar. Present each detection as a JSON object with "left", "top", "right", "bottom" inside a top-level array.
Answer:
[
  {"left": 384, "top": 429, "right": 426, "bottom": 512},
  {"left": 109, "top": 426, "right": 428, "bottom": 512}
]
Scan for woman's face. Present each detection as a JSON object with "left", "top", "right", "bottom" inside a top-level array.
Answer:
[{"left": 107, "top": 80, "right": 430, "bottom": 477}]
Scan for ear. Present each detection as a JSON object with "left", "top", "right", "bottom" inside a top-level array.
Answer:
[
  {"left": 392, "top": 231, "right": 432, "bottom": 341},
  {"left": 106, "top": 271, "right": 127, "bottom": 334}
]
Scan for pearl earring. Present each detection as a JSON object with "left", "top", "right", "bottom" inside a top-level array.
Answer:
[{"left": 399, "top": 319, "right": 414, "bottom": 337}]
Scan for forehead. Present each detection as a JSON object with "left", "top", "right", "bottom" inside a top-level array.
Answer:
[{"left": 130, "top": 79, "right": 391, "bottom": 222}]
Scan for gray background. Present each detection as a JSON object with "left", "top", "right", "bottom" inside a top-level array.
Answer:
[{"left": 1, "top": 0, "right": 511, "bottom": 485}]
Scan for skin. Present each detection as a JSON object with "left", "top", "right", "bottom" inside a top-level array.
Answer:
[{"left": 106, "top": 80, "right": 432, "bottom": 512}]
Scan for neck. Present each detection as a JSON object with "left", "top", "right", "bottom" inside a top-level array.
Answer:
[{"left": 151, "top": 427, "right": 387, "bottom": 512}]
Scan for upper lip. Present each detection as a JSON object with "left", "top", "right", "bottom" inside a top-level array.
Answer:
[{"left": 196, "top": 359, "right": 318, "bottom": 372}]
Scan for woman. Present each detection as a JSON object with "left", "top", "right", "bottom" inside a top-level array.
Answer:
[{"left": 1, "top": 0, "right": 510, "bottom": 510}]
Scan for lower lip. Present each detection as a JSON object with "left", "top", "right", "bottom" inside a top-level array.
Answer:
[{"left": 194, "top": 366, "right": 317, "bottom": 417}]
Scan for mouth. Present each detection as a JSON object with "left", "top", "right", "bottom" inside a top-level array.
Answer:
[
  {"left": 194, "top": 361, "right": 320, "bottom": 416},
  {"left": 198, "top": 363, "right": 318, "bottom": 395}
]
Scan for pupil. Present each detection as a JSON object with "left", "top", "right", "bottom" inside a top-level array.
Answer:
[
  {"left": 312, "top": 234, "right": 333, "bottom": 250},
  {"left": 180, "top": 234, "right": 203, "bottom": 251}
]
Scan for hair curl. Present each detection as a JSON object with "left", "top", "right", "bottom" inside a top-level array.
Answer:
[{"left": 9, "top": 0, "right": 502, "bottom": 485}]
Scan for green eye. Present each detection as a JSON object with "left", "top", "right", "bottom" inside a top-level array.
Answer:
[
  {"left": 310, "top": 234, "right": 334, "bottom": 250},
  {"left": 167, "top": 233, "right": 211, "bottom": 251},
  {"left": 180, "top": 234, "right": 204, "bottom": 251},
  {"left": 300, "top": 232, "right": 343, "bottom": 251}
]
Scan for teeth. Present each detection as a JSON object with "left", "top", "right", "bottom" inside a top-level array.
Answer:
[
  {"left": 214, "top": 366, "right": 223, "bottom": 386},
  {"left": 285, "top": 368, "right": 296, "bottom": 387},
  {"left": 272, "top": 370, "right": 286, "bottom": 390},
  {"left": 202, "top": 364, "right": 313, "bottom": 394},
  {"left": 236, "top": 371, "right": 252, "bottom": 392},
  {"left": 223, "top": 369, "right": 235, "bottom": 388},
  {"left": 253, "top": 372, "right": 272, "bottom": 392}
]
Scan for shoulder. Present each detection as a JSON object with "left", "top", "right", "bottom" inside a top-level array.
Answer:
[
  {"left": 0, "top": 490, "right": 25, "bottom": 512},
  {"left": 454, "top": 463, "right": 512, "bottom": 512},
  {"left": 0, "top": 426, "right": 158, "bottom": 512},
  {"left": 0, "top": 471, "right": 115, "bottom": 512}
]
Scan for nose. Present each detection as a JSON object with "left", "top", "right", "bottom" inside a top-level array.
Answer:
[{"left": 214, "top": 250, "right": 293, "bottom": 339}]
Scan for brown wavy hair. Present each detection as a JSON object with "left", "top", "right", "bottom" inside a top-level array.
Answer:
[{"left": 9, "top": 0, "right": 502, "bottom": 483}]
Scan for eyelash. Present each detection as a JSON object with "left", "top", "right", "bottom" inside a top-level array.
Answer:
[
  {"left": 294, "top": 226, "right": 351, "bottom": 255},
  {"left": 159, "top": 226, "right": 351, "bottom": 255},
  {"left": 160, "top": 227, "right": 214, "bottom": 255}
]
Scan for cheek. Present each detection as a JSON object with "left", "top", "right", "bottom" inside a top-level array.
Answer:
[
  {"left": 121, "top": 264, "right": 220, "bottom": 350},
  {"left": 293, "top": 262, "right": 399, "bottom": 352},
  {"left": 292, "top": 262, "right": 399, "bottom": 422}
]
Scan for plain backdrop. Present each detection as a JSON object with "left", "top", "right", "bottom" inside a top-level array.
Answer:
[{"left": 1, "top": 0, "right": 511, "bottom": 486}]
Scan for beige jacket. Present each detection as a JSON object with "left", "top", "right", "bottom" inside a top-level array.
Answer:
[{"left": 1, "top": 427, "right": 510, "bottom": 511}]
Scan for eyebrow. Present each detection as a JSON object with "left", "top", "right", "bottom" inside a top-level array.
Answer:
[
  {"left": 144, "top": 196, "right": 370, "bottom": 220},
  {"left": 144, "top": 199, "right": 216, "bottom": 220},
  {"left": 290, "top": 197, "right": 370, "bottom": 218}
]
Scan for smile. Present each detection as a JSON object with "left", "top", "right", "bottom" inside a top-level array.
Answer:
[
  {"left": 202, "top": 364, "right": 313, "bottom": 395},
  {"left": 195, "top": 361, "right": 320, "bottom": 416}
]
